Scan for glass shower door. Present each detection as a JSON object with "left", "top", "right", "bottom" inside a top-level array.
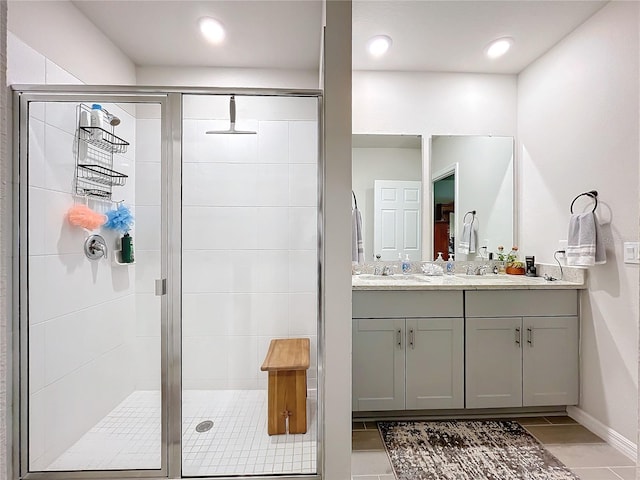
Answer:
[
  {"left": 180, "top": 93, "right": 320, "bottom": 477},
  {"left": 21, "top": 96, "right": 166, "bottom": 474}
]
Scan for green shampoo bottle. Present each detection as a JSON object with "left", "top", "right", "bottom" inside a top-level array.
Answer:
[{"left": 121, "top": 232, "right": 134, "bottom": 263}]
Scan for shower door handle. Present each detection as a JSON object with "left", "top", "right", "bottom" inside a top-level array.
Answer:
[{"left": 155, "top": 279, "right": 167, "bottom": 296}]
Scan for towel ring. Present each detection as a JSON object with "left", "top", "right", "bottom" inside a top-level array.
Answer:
[
  {"left": 463, "top": 210, "right": 476, "bottom": 223},
  {"left": 570, "top": 190, "right": 598, "bottom": 213}
]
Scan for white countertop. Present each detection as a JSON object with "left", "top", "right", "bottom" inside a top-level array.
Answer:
[{"left": 352, "top": 272, "right": 585, "bottom": 291}]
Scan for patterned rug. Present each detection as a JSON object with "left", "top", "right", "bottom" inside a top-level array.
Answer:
[{"left": 379, "top": 420, "right": 580, "bottom": 480}]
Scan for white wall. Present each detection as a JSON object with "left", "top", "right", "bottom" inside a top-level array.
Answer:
[
  {"left": 180, "top": 94, "right": 319, "bottom": 391},
  {"left": 431, "top": 136, "right": 513, "bottom": 258},
  {"left": 8, "top": 0, "right": 135, "bottom": 85},
  {"left": 137, "top": 66, "right": 318, "bottom": 90},
  {"left": 352, "top": 147, "right": 421, "bottom": 262},
  {"left": 353, "top": 71, "right": 517, "bottom": 257},
  {"left": 518, "top": 1, "right": 639, "bottom": 447}
]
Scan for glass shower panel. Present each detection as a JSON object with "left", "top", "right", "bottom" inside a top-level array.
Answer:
[
  {"left": 181, "top": 94, "right": 319, "bottom": 477},
  {"left": 26, "top": 100, "right": 163, "bottom": 472}
]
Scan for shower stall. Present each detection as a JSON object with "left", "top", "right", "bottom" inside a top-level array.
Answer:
[{"left": 12, "top": 87, "right": 323, "bottom": 479}]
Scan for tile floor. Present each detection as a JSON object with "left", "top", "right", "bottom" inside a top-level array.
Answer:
[
  {"left": 47, "top": 390, "right": 317, "bottom": 476},
  {"left": 351, "top": 416, "right": 637, "bottom": 480}
]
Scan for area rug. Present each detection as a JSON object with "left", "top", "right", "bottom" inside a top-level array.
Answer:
[{"left": 378, "top": 420, "right": 579, "bottom": 480}]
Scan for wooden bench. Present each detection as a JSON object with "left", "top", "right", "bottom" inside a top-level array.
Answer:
[{"left": 260, "top": 338, "right": 310, "bottom": 435}]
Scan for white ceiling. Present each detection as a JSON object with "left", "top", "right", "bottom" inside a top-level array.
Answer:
[{"left": 72, "top": 0, "right": 607, "bottom": 74}]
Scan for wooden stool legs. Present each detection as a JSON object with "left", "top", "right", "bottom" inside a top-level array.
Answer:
[{"left": 267, "top": 369, "right": 307, "bottom": 435}]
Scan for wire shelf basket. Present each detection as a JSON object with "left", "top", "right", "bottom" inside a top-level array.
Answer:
[
  {"left": 79, "top": 126, "right": 129, "bottom": 154},
  {"left": 77, "top": 164, "right": 128, "bottom": 186}
]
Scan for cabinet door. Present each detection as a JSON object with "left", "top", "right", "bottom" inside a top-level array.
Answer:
[
  {"left": 466, "top": 317, "right": 522, "bottom": 408},
  {"left": 352, "top": 318, "right": 405, "bottom": 411},
  {"left": 406, "top": 318, "right": 464, "bottom": 409},
  {"left": 523, "top": 316, "right": 579, "bottom": 406}
]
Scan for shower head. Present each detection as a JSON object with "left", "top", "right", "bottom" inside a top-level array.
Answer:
[
  {"left": 205, "top": 95, "right": 256, "bottom": 135},
  {"left": 101, "top": 107, "right": 121, "bottom": 126}
]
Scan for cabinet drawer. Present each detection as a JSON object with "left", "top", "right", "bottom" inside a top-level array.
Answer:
[
  {"left": 465, "top": 290, "right": 578, "bottom": 317},
  {"left": 353, "top": 290, "right": 463, "bottom": 318}
]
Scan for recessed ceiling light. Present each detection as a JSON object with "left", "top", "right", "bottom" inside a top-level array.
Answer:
[
  {"left": 486, "top": 37, "right": 513, "bottom": 59},
  {"left": 199, "top": 17, "right": 225, "bottom": 44},
  {"left": 367, "top": 35, "right": 392, "bottom": 57}
]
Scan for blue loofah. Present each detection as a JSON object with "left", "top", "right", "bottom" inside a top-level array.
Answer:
[{"left": 104, "top": 203, "right": 134, "bottom": 233}]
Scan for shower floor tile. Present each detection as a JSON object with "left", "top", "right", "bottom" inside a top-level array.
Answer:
[{"left": 46, "top": 390, "right": 317, "bottom": 476}]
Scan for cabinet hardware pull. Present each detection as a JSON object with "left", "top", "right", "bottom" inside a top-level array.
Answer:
[
  {"left": 397, "top": 329, "right": 402, "bottom": 348},
  {"left": 409, "top": 328, "right": 415, "bottom": 349},
  {"left": 527, "top": 327, "right": 533, "bottom": 346},
  {"left": 515, "top": 327, "right": 521, "bottom": 346}
]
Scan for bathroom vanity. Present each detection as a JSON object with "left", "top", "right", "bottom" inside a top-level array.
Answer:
[{"left": 352, "top": 271, "right": 585, "bottom": 415}]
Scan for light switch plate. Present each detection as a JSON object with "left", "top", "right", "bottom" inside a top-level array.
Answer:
[{"left": 623, "top": 242, "right": 640, "bottom": 264}]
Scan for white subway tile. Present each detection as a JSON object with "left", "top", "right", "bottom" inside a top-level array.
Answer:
[
  {"left": 45, "top": 101, "right": 77, "bottom": 136},
  {"left": 288, "top": 293, "right": 318, "bottom": 336},
  {"left": 135, "top": 294, "right": 161, "bottom": 337},
  {"left": 289, "top": 164, "right": 318, "bottom": 207},
  {"left": 183, "top": 293, "right": 255, "bottom": 336},
  {"left": 135, "top": 206, "right": 161, "bottom": 251},
  {"left": 29, "top": 323, "right": 46, "bottom": 393},
  {"left": 135, "top": 119, "right": 162, "bottom": 164},
  {"left": 28, "top": 119, "right": 46, "bottom": 188},
  {"left": 28, "top": 390, "right": 46, "bottom": 469},
  {"left": 44, "top": 125, "right": 76, "bottom": 194},
  {"left": 289, "top": 250, "right": 318, "bottom": 293},
  {"left": 182, "top": 336, "right": 228, "bottom": 382},
  {"left": 256, "top": 164, "right": 289, "bottom": 206},
  {"left": 135, "top": 250, "right": 161, "bottom": 294},
  {"left": 289, "top": 207, "right": 317, "bottom": 250},
  {"left": 182, "top": 207, "right": 258, "bottom": 250},
  {"left": 135, "top": 162, "right": 161, "bottom": 206},
  {"left": 28, "top": 256, "right": 46, "bottom": 325},
  {"left": 28, "top": 187, "right": 46, "bottom": 256},
  {"left": 134, "top": 337, "right": 161, "bottom": 390},
  {"left": 288, "top": 121, "right": 318, "bottom": 164},
  {"left": 256, "top": 207, "right": 289, "bottom": 249},
  {"left": 226, "top": 336, "right": 259, "bottom": 380},
  {"left": 43, "top": 189, "right": 86, "bottom": 256},
  {"left": 258, "top": 121, "right": 289, "bottom": 163},
  {"left": 254, "top": 293, "right": 290, "bottom": 336},
  {"left": 182, "top": 163, "right": 258, "bottom": 206},
  {"left": 255, "top": 251, "right": 289, "bottom": 293},
  {"left": 183, "top": 250, "right": 258, "bottom": 294}
]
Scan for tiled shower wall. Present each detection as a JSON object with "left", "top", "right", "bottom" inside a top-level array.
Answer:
[
  {"left": 180, "top": 95, "right": 318, "bottom": 391},
  {"left": 10, "top": 34, "right": 140, "bottom": 470}
]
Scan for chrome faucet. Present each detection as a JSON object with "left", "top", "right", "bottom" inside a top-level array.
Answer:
[
  {"left": 466, "top": 264, "right": 487, "bottom": 275},
  {"left": 382, "top": 265, "right": 394, "bottom": 276}
]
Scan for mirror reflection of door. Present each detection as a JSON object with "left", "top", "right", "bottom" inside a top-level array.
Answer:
[{"left": 433, "top": 174, "right": 455, "bottom": 261}]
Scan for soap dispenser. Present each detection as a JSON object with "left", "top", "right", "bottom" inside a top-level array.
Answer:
[
  {"left": 402, "top": 254, "right": 411, "bottom": 274},
  {"left": 446, "top": 254, "right": 455, "bottom": 275}
]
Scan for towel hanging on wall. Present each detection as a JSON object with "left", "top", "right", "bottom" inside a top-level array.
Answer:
[
  {"left": 566, "top": 212, "right": 606, "bottom": 266},
  {"left": 352, "top": 191, "right": 364, "bottom": 264}
]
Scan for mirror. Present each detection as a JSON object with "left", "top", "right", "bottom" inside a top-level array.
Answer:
[
  {"left": 431, "top": 135, "right": 514, "bottom": 261},
  {"left": 352, "top": 134, "right": 422, "bottom": 261}
]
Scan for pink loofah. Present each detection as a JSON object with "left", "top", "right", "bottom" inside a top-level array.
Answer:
[{"left": 67, "top": 204, "right": 107, "bottom": 230}]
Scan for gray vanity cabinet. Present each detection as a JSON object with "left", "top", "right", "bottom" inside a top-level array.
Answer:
[
  {"left": 352, "top": 291, "right": 464, "bottom": 412},
  {"left": 465, "top": 290, "right": 579, "bottom": 409}
]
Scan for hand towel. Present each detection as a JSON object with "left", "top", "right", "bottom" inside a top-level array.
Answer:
[
  {"left": 566, "top": 212, "right": 606, "bottom": 266},
  {"left": 458, "top": 220, "right": 477, "bottom": 255},
  {"left": 352, "top": 207, "right": 364, "bottom": 264}
]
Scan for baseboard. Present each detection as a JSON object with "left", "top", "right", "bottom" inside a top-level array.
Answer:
[{"left": 567, "top": 406, "right": 637, "bottom": 461}]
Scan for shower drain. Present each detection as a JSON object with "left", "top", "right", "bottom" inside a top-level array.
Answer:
[{"left": 195, "top": 420, "right": 214, "bottom": 433}]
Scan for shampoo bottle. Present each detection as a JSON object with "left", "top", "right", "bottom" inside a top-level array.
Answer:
[
  {"left": 121, "top": 232, "right": 134, "bottom": 263},
  {"left": 90, "top": 104, "right": 104, "bottom": 141},
  {"left": 446, "top": 254, "right": 455, "bottom": 275}
]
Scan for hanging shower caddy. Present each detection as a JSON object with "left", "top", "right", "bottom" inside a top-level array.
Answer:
[{"left": 74, "top": 103, "right": 129, "bottom": 200}]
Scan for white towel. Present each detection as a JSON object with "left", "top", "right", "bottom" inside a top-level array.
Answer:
[
  {"left": 566, "top": 212, "right": 606, "bottom": 266},
  {"left": 352, "top": 207, "right": 364, "bottom": 264},
  {"left": 458, "top": 220, "right": 477, "bottom": 255}
]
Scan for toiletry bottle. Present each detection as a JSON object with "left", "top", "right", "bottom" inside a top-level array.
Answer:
[
  {"left": 435, "top": 252, "right": 444, "bottom": 263},
  {"left": 90, "top": 104, "right": 104, "bottom": 141},
  {"left": 446, "top": 253, "right": 454, "bottom": 275},
  {"left": 402, "top": 254, "right": 411, "bottom": 274},
  {"left": 121, "top": 232, "right": 134, "bottom": 263},
  {"left": 374, "top": 254, "right": 382, "bottom": 275}
]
